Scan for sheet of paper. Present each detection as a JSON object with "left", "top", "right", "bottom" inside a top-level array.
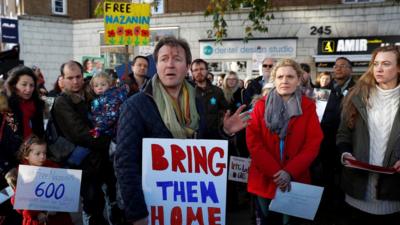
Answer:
[{"left": 269, "top": 182, "right": 324, "bottom": 220}]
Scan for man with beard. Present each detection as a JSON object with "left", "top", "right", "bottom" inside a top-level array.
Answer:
[{"left": 191, "top": 58, "right": 228, "bottom": 139}]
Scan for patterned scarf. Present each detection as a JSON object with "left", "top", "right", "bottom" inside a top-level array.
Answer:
[{"left": 152, "top": 75, "right": 200, "bottom": 138}]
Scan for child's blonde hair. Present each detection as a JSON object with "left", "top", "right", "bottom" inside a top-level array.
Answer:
[
  {"left": 17, "top": 135, "right": 47, "bottom": 161},
  {"left": 89, "top": 72, "right": 113, "bottom": 89}
]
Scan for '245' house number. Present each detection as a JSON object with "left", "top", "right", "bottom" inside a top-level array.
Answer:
[{"left": 310, "top": 26, "right": 332, "bottom": 35}]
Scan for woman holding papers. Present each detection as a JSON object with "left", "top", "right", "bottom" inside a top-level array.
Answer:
[
  {"left": 246, "top": 58, "right": 323, "bottom": 224},
  {"left": 338, "top": 45, "right": 400, "bottom": 224}
]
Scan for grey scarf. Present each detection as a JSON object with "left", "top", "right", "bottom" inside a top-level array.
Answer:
[{"left": 265, "top": 88, "right": 303, "bottom": 139}]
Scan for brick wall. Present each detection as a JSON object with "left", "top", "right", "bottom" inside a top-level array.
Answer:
[
  {"left": 272, "top": 0, "right": 340, "bottom": 7},
  {"left": 23, "top": 0, "right": 91, "bottom": 19},
  {"left": 24, "top": 0, "right": 52, "bottom": 17},
  {"left": 165, "top": 0, "right": 209, "bottom": 13},
  {"left": 164, "top": 0, "right": 341, "bottom": 13}
]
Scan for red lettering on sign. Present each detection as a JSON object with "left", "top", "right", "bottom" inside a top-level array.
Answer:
[
  {"left": 151, "top": 144, "right": 168, "bottom": 171},
  {"left": 151, "top": 206, "right": 222, "bottom": 225},
  {"left": 193, "top": 146, "right": 208, "bottom": 174},
  {"left": 171, "top": 206, "right": 183, "bottom": 225},
  {"left": 171, "top": 144, "right": 186, "bottom": 173},
  {"left": 187, "top": 207, "right": 204, "bottom": 225},
  {"left": 208, "top": 207, "right": 221, "bottom": 225},
  {"left": 151, "top": 206, "right": 164, "bottom": 225},
  {"left": 209, "top": 147, "right": 226, "bottom": 176},
  {"left": 151, "top": 144, "right": 226, "bottom": 176}
]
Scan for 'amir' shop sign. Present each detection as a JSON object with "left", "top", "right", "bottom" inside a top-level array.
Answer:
[
  {"left": 318, "top": 36, "right": 400, "bottom": 55},
  {"left": 199, "top": 38, "right": 297, "bottom": 60}
]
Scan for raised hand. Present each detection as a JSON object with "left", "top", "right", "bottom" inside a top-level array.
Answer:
[{"left": 222, "top": 104, "right": 250, "bottom": 135}]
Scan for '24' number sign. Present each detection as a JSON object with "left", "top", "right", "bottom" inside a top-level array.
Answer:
[{"left": 35, "top": 182, "right": 65, "bottom": 200}]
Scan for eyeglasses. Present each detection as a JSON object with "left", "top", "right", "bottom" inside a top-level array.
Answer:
[
  {"left": 263, "top": 64, "right": 273, "bottom": 68},
  {"left": 333, "top": 65, "right": 350, "bottom": 69}
]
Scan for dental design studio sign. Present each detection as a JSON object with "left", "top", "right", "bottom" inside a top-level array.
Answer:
[{"left": 200, "top": 38, "right": 297, "bottom": 60}]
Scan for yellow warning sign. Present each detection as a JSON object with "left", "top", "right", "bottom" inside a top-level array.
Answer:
[{"left": 322, "top": 41, "right": 334, "bottom": 53}]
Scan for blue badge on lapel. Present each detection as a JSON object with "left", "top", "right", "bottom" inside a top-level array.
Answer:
[{"left": 210, "top": 97, "right": 217, "bottom": 105}]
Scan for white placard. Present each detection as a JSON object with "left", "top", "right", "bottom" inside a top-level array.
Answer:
[
  {"left": 142, "top": 138, "right": 228, "bottom": 225},
  {"left": 14, "top": 165, "right": 82, "bottom": 212},
  {"left": 313, "top": 88, "right": 331, "bottom": 122},
  {"left": 269, "top": 182, "right": 324, "bottom": 220},
  {"left": 228, "top": 156, "right": 251, "bottom": 183}
]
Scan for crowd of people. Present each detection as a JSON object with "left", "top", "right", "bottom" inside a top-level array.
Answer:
[{"left": 0, "top": 36, "right": 399, "bottom": 225}]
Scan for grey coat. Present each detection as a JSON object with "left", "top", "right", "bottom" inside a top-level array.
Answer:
[{"left": 337, "top": 94, "right": 400, "bottom": 200}]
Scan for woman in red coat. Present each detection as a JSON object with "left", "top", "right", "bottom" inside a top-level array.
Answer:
[{"left": 246, "top": 58, "right": 323, "bottom": 225}]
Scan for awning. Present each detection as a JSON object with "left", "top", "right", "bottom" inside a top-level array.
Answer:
[
  {"left": 313, "top": 54, "right": 371, "bottom": 62},
  {"left": 313, "top": 54, "right": 371, "bottom": 73}
]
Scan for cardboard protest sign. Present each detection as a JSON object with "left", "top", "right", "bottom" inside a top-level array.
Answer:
[
  {"left": 14, "top": 165, "right": 82, "bottom": 212},
  {"left": 104, "top": 2, "right": 151, "bottom": 46},
  {"left": 142, "top": 138, "right": 228, "bottom": 225},
  {"left": 228, "top": 156, "right": 251, "bottom": 183}
]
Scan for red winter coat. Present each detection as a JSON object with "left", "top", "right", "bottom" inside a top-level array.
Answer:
[
  {"left": 246, "top": 96, "right": 323, "bottom": 199},
  {"left": 11, "top": 160, "right": 74, "bottom": 225}
]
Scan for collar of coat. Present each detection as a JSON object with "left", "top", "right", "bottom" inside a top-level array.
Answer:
[{"left": 62, "top": 91, "right": 85, "bottom": 104}]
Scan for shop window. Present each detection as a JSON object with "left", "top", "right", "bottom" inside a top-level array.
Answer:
[
  {"left": 52, "top": 0, "right": 67, "bottom": 15},
  {"left": 99, "top": 31, "right": 135, "bottom": 69},
  {"left": 208, "top": 60, "right": 252, "bottom": 79},
  {"left": 240, "top": 3, "right": 252, "bottom": 8},
  {"left": 152, "top": 0, "right": 164, "bottom": 14},
  {"left": 342, "top": 0, "right": 384, "bottom": 3}
]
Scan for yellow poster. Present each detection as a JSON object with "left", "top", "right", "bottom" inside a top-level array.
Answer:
[{"left": 104, "top": 2, "right": 151, "bottom": 46}]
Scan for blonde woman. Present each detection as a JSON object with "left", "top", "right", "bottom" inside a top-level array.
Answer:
[
  {"left": 222, "top": 71, "right": 242, "bottom": 111},
  {"left": 247, "top": 58, "right": 323, "bottom": 225}
]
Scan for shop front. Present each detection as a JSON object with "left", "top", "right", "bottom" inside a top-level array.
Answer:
[
  {"left": 314, "top": 36, "right": 400, "bottom": 75},
  {"left": 199, "top": 38, "right": 297, "bottom": 79}
]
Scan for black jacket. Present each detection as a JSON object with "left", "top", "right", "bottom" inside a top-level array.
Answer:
[
  {"left": 243, "top": 76, "right": 263, "bottom": 106},
  {"left": 52, "top": 92, "right": 111, "bottom": 177},
  {"left": 319, "top": 78, "right": 355, "bottom": 170},
  {"left": 0, "top": 112, "right": 21, "bottom": 177},
  {"left": 195, "top": 81, "right": 228, "bottom": 139}
]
